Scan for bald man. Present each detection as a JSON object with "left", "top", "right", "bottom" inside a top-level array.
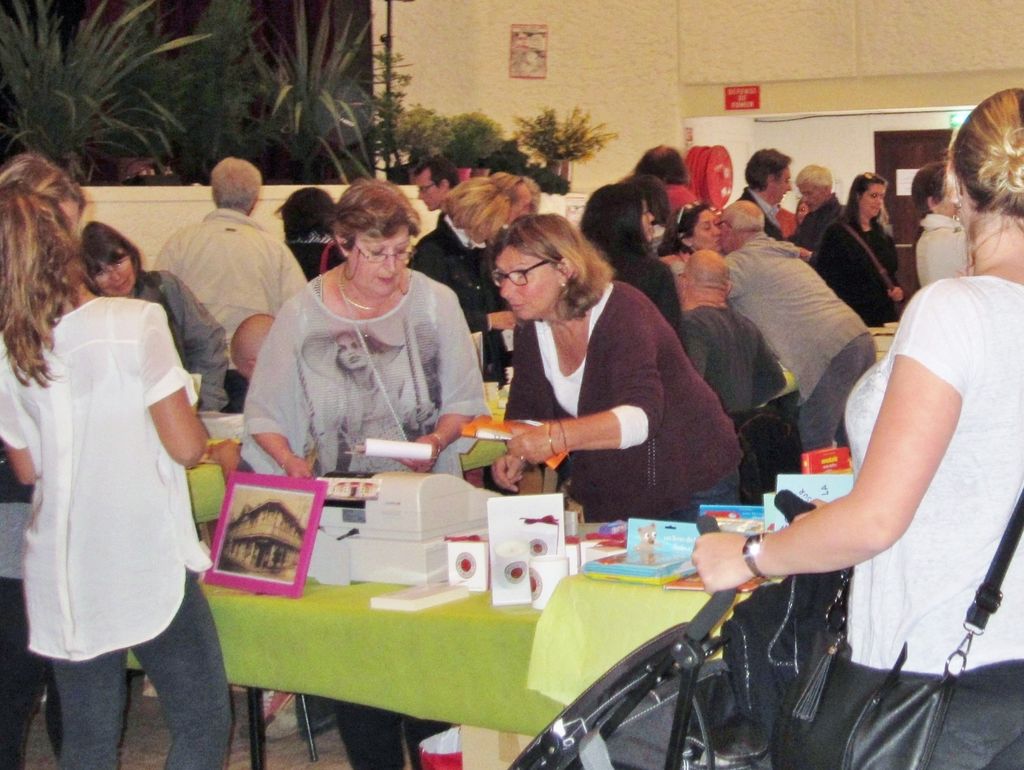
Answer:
[
  {"left": 720, "top": 201, "right": 874, "bottom": 451},
  {"left": 224, "top": 313, "right": 274, "bottom": 413},
  {"left": 679, "top": 250, "right": 785, "bottom": 414}
]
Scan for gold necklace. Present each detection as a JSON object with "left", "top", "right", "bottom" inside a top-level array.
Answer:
[{"left": 338, "top": 274, "right": 379, "bottom": 312}]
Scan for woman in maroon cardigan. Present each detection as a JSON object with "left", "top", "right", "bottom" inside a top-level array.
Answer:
[{"left": 490, "top": 214, "right": 740, "bottom": 522}]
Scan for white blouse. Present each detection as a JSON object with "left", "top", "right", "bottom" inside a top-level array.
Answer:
[{"left": 0, "top": 298, "right": 207, "bottom": 661}]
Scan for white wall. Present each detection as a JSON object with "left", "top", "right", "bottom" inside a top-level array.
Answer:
[
  {"left": 754, "top": 110, "right": 958, "bottom": 212},
  {"left": 384, "top": 0, "right": 1024, "bottom": 199},
  {"left": 85, "top": 185, "right": 436, "bottom": 268}
]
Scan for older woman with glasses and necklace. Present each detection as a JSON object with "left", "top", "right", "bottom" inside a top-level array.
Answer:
[
  {"left": 491, "top": 214, "right": 741, "bottom": 523},
  {"left": 241, "top": 179, "right": 486, "bottom": 770}
]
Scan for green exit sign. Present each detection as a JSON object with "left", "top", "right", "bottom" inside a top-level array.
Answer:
[{"left": 950, "top": 111, "right": 970, "bottom": 129}]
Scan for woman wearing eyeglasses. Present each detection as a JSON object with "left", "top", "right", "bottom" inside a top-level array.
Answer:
[
  {"left": 241, "top": 179, "right": 486, "bottom": 770},
  {"left": 81, "top": 222, "right": 229, "bottom": 412},
  {"left": 814, "top": 172, "right": 905, "bottom": 326},
  {"left": 490, "top": 214, "right": 741, "bottom": 522},
  {"left": 243, "top": 178, "right": 486, "bottom": 479}
]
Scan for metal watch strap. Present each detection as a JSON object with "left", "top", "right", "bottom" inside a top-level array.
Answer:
[{"left": 742, "top": 534, "right": 766, "bottom": 578}]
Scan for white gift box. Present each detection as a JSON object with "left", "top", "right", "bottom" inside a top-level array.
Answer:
[
  {"left": 488, "top": 494, "right": 565, "bottom": 607},
  {"left": 447, "top": 539, "right": 490, "bottom": 592}
]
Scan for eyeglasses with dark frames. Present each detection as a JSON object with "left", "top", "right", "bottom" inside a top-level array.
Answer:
[{"left": 491, "top": 260, "right": 556, "bottom": 287}]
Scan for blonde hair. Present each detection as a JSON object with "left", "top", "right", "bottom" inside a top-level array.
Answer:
[
  {"left": 332, "top": 178, "right": 420, "bottom": 247},
  {"left": 953, "top": 88, "right": 1024, "bottom": 221},
  {"left": 210, "top": 157, "right": 262, "bottom": 212},
  {"left": 0, "top": 186, "right": 82, "bottom": 386},
  {"left": 0, "top": 152, "right": 85, "bottom": 217},
  {"left": 443, "top": 177, "right": 510, "bottom": 244},
  {"left": 493, "top": 214, "right": 612, "bottom": 321}
]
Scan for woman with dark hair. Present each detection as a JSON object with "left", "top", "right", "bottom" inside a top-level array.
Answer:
[
  {"left": 633, "top": 144, "right": 698, "bottom": 212},
  {"left": 580, "top": 179, "right": 681, "bottom": 330},
  {"left": 490, "top": 214, "right": 740, "bottom": 522},
  {"left": 278, "top": 186, "right": 343, "bottom": 279},
  {"left": 81, "top": 222, "right": 229, "bottom": 411},
  {"left": 814, "top": 172, "right": 905, "bottom": 326}
]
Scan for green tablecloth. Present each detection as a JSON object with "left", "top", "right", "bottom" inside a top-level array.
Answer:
[
  {"left": 203, "top": 581, "right": 563, "bottom": 736},
  {"left": 527, "top": 575, "right": 717, "bottom": 705}
]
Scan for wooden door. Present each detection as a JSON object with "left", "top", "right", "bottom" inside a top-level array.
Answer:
[{"left": 874, "top": 129, "right": 953, "bottom": 298}]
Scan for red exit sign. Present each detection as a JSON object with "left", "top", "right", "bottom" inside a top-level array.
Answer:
[{"left": 725, "top": 85, "right": 760, "bottom": 111}]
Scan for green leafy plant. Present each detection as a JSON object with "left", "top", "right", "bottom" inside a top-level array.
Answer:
[
  {"left": 480, "top": 138, "right": 568, "bottom": 195},
  {"left": 515, "top": 106, "right": 616, "bottom": 165},
  {"left": 445, "top": 112, "right": 505, "bottom": 169},
  {"left": 0, "top": 0, "right": 209, "bottom": 181},
  {"left": 394, "top": 106, "right": 452, "bottom": 167},
  {"left": 165, "top": 0, "right": 266, "bottom": 183},
  {"left": 257, "top": 0, "right": 372, "bottom": 182}
]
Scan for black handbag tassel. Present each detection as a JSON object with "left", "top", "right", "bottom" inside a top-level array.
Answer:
[{"left": 792, "top": 635, "right": 841, "bottom": 721}]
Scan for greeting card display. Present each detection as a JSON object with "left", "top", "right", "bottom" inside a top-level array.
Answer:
[
  {"left": 487, "top": 494, "right": 565, "bottom": 606},
  {"left": 204, "top": 472, "right": 327, "bottom": 597}
]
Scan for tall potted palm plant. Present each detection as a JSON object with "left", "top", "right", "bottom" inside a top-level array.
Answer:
[
  {"left": 256, "top": 0, "right": 372, "bottom": 183},
  {"left": 0, "top": 0, "right": 209, "bottom": 182}
]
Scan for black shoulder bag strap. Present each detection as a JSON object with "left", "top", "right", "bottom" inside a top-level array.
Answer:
[
  {"left": 840, "top": 222, "right": 896, "bottom": 292},
  {"left": 963, "top": 481, "right": 1024, "bottom": 634}
]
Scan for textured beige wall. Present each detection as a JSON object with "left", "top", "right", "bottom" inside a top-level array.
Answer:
[
  {"left": 387, "top": 0, "right": 1024, "bottom": 193},
  {"left": 391, "top": 0, "right": 681, "bottom": 192}
]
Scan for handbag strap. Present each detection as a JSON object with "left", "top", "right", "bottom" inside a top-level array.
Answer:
[
  {"left": 840, "top": 222, "right": 896, "bottom": 291},
  {"left": 964, "top": 481, "right": 1024, "bottom": 632}
]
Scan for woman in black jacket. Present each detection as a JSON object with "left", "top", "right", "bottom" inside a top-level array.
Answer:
[{"left": 815, "top": 172, "right": 904, "bottom": 326}]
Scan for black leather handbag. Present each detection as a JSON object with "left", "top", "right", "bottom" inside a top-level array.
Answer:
[{"left": 773, "top": 488, "right": 1024, "bottom": 770}]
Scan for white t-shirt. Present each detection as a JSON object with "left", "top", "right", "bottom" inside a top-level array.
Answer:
[
  {"left": 845, "top": 277, "right": 1024, "bottom": 673},
  {"left": 0, "top": 299, "right": 207, "bottom": 661}
]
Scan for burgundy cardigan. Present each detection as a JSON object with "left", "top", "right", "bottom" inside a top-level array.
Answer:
[{"left": 506, "top": 282, "right": 740, "bottom": 522}]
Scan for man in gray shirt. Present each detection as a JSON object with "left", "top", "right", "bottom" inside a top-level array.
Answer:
[{"left": 720, "top": 201, "right": 875, "bottom": 451}]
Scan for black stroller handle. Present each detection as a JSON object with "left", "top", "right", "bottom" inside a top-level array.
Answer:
[{"left": 687, "top": 516, "right": 738, "bottom": 643}]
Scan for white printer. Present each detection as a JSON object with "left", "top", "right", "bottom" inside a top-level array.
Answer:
[{"left": 308, "top": 472, "right": 496, "bottom": 586}]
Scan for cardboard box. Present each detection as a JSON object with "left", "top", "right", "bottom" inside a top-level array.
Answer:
[{"left": 460, "top": 725, "right": 533, "bottom": 770}]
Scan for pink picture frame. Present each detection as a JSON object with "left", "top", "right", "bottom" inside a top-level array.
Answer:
[{"left": 204, "top": 472, "right": 327, "bottom": 598}]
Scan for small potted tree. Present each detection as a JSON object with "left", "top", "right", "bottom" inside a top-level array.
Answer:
[
  {"left": 445, "top": 112, "right": 505, "bottom": 180},
  {"left": 515, "top": 106, "right": 616, "bottom": 183},
  {"left": 394, "top": 106, "right": 453, "bottom": 171}
]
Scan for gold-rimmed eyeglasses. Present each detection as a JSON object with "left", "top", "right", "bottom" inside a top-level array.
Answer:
[{"left": 355, "top": 244, "right": 412, "bottom": 264}]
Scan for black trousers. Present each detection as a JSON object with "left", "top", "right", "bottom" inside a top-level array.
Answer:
[
  {"left": 0, "top": 577, "right": 61, "bottom": 770},
  {"left": 333, "top": 699, "right": 449, "bottom": 770}
]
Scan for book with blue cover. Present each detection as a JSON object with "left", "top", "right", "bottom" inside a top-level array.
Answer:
[{"left": 583, "top": 519, "right": 698, "bottom": 585}]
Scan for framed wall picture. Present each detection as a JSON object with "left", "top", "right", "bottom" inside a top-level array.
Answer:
[
  {"left": 204, "top": 472, "right": 327, "bottom": 597},
  {"left": 510, "top": 24, "right": 547, "bottom": 80}
]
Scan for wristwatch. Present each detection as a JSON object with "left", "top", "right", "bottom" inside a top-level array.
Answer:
[{"left": 742, "top": 534, "right": 766, "bottom": 578}]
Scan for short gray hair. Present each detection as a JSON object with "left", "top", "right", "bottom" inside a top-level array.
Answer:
[
  {"left": 722, "top": 200, "right": 765, "bottom": 234},
  {"left": 210, "top": 157, "right": 262, "bottom": 212},
  {"left": 796, "top": 164, "right": 833, "bottom": 190}
]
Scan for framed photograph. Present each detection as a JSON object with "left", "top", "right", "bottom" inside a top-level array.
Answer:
[
  {"left": 510, "top": 24, "right": 547, "bottom": 80},
  {"left": 204, "top": 472, "right": 327, "bottom": 598}
]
